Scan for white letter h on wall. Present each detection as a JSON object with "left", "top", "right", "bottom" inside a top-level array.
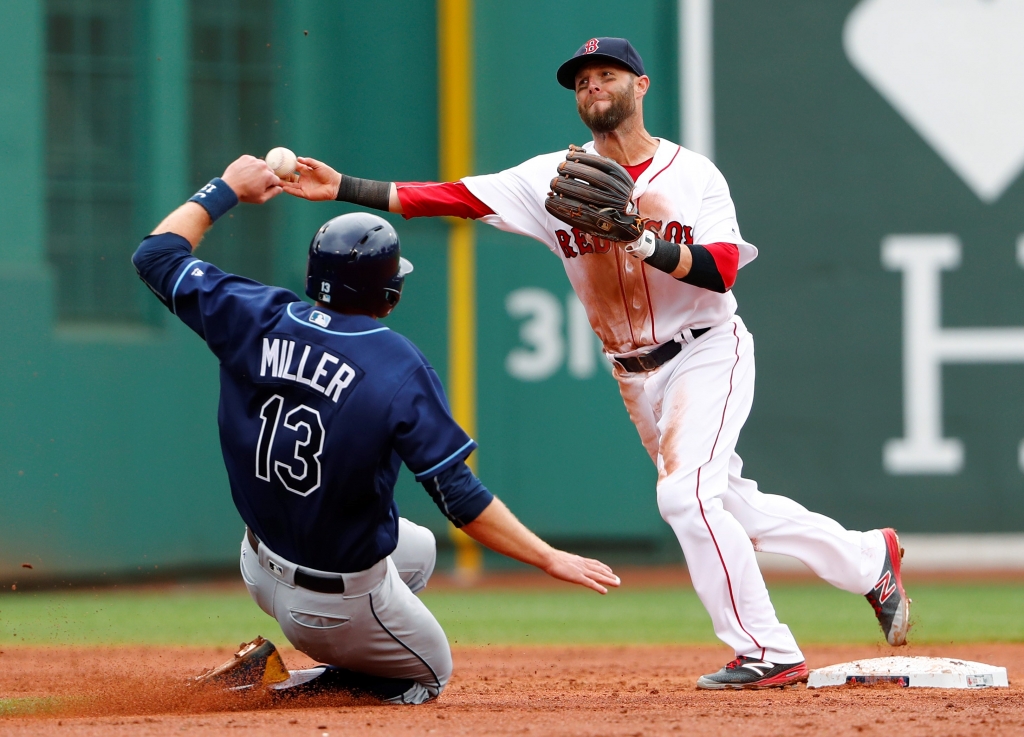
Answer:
[{"left": 882, "top": 235, "right": 1024, "bottom": 474}]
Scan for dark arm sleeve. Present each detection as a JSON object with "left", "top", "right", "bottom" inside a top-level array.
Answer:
[
  {"left": 420, "top": 460, "right": 494, "bottom": 527},
  {"left": 679, "top": 242, "right": 740, "bottom": 293}
]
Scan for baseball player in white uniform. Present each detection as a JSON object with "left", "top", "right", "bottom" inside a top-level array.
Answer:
[{"left": 283, "top": 37, "right": 909, "bottom": 689}]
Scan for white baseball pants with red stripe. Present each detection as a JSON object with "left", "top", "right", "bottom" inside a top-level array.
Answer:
[{"left": 616, "top": 315, "right": 886, "bottom": 663}]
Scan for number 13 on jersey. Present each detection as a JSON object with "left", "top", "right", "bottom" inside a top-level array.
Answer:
[{"left": 256, "top": 394, "right": 325, "bottom": 497}]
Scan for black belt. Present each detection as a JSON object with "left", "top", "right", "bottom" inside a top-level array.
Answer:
[
  {"left": 246, "top": 528, "right": 346, "bottom": 594},
  {"left": 614, "top": 327, "right": 711, "bottom": 373}
]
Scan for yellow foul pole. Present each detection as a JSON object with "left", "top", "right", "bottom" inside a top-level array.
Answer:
[{"left": 438, "top": 0, "right": 482, "bottom": 581}]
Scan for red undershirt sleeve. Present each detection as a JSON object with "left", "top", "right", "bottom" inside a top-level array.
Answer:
[
  {"left": 702, "top": 242, "right": 739, "bottom": 290},
  {"left": 395, "top": 181, "right": 495, "bottom": 220}
]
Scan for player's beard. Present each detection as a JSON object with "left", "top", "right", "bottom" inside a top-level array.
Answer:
[{"left": 577, "top": 82, "right": 636, "bottom": 134}]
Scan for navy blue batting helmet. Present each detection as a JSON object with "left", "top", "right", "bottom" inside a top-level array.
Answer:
[{"left": 305, "top": 213, "right": 414, "bottom": 317}]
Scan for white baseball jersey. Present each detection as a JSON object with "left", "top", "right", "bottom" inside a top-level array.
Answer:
[
  {"left": 462, "top": 139, "right": 891, "bottom": 665},
  {"left": 462, "top": 139, "right": 758, "bottom": 356}
]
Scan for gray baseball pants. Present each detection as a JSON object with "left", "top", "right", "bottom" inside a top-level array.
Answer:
[{"left": 239, "top": 518, "right": 452, "bottom": 704}]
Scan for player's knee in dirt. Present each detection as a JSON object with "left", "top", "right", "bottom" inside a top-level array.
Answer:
[{"left": 428, "top": 645, "right": 454, "bottom": 697}]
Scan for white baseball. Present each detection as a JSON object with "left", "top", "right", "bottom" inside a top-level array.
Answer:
[{"left": 265, "top": 147, "right": 298, "bottom": 181}]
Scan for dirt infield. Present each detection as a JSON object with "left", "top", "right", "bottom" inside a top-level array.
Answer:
[{"left": 1, "top": 642, "right": 1021, "bottom": 736}]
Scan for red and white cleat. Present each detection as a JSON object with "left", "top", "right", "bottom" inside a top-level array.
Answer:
[
  {"left": 696, "top": 656, "right": 809, "bottom": 690},
  {"left": 866, "top": 528, "right": 910, "bottom": 646}
]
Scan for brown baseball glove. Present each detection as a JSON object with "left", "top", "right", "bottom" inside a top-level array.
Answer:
[{"left": 544, "top": 145, "right": 648, "bottom": 242}]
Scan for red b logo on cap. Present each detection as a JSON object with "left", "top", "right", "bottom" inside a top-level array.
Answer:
[{"left": 584, "top": 38, "right": 599, "bottom": 54}]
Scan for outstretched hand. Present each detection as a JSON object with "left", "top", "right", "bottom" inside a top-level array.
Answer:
[
  {"left": 220, "top": 155, "right": 283, "bottom": 204},
  {"left": 542, "top": 550, "right": 621, "bottom": 594},
  {"left": 459, "top": 496, "right": 620, "bottom": 594},
  {"left": 281, "top": 156, "right": 343, "bottom": 201}
]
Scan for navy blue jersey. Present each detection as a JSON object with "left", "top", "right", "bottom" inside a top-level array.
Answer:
[{"left": 133, "top": 233, "right": 492, "bottom": 573}]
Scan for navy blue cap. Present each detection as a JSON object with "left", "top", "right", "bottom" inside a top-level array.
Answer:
[{"left": 556, "top": 37, "right": 646, "bottom": 90}]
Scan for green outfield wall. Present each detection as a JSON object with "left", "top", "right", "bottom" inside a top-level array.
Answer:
[{"left": 2, "top": 0, "right": 1022, "bottom": 580}]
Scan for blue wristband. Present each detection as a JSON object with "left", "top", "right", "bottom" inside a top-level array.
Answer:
[{"left": 188, "top": 178, "right": 239, "bottom": 222}]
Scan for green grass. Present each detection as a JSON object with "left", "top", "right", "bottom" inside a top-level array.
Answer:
[
  {"left": 0, "top": 582, "right": 1021, "bottom": 647},
  {"left": 425, "top": 583, "right": 1024, "bottom": 645},
  {"left": 0, "top": 697, "right": 64, "bottom": 716},
  {"left": 0, "top": 589, "right": 287, "bottom": 646}
]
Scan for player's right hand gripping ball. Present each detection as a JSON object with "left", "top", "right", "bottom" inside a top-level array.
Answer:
[{"left": 544, "top": 145, "right": 648, "bottom": 243}]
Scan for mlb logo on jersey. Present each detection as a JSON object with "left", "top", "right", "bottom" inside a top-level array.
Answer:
[{"left": 309, "top": 310, "right": 332, "bottom": 328}]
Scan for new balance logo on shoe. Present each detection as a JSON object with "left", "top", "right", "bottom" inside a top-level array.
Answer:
[
  {"left": 874, "top": 571, "right": 897, "bottom": 604},
  {"left": 740, "top": 661, "right": 774, "bottom": 676}
]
